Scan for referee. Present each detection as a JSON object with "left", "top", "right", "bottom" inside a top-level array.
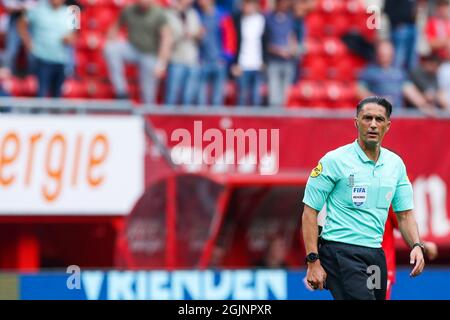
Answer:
[{"left": 302, "top": 96, "right": 425, "bottom": 300}]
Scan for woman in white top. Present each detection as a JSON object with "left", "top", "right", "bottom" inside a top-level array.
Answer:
[
  {"left": 165, "top": 0, "right": 203, "bottom": 106},
  {"left": 231, "top": 0, "right": 267, "bottom": 106}
]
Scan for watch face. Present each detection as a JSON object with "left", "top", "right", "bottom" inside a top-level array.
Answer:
[{"left": 307, "top": 253, "right": 318, "bottom": 261}]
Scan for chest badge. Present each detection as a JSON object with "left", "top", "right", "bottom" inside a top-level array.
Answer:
[
  {"left": 352, "top": 186, "right": 367, "bottom": 207},
  {"left": 385, "top": 191, "right": 393, "bottom": 202}
]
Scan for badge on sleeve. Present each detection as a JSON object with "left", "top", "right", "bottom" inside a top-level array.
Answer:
[
  {"left": 310, "top": 162, "right": 323, "bottom": 178},
  {"left": 352, "top": 186, "right": 367, "bottom": 207}
]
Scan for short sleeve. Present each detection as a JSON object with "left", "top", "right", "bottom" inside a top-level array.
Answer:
[
  {"left": 156, "top": 10, "right": 168, "bottom": 29},
  {"left": 392, "top": 161, "right": 414, "bottom": 212},
  {"left": 303, "top": 155, "right": 337, "bottom": 212},
  {"left": 26, "top": 6, "right": 37, "bottom": 25}
]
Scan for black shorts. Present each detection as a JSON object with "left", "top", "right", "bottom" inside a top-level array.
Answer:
[{"left": 318, "top": 239, "right": 388, "bottom": 300}]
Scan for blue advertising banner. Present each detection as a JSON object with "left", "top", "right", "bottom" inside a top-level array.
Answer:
[{"left": 18, "top": 269, "right": 450, "bottom": 300}]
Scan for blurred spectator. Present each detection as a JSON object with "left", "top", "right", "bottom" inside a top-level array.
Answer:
[
  {"left": 0, "top": 66, "right": 11, "bottom": 112},
  {"left": 437, "top": 43, "right": 450, "bottom": 111},
  {"left": 104, "top": 0, "right": 172, "bottom": 104},
  {"left": 293, "top": 0, "right": 309, "bottom": 45},
  {"left": 416, "top": 0, "right": 432, "bottom": 57},
  {"left": 384, "top": 0, "right": 418, "bottom": 70},
  {"left": 2, "top": 0, "right": 37, "bottom": 74},
  {"left": 64, "top": 0, "right": 83, "bottom": 78},
  {"left": 410, "top": 54, "right": 448, "bottom": 109},
  {"left": 425, "top": 0, "right": 450, "bottom": 60},
  {"left": 358, "top": 40, "right": 437, "bottom": 116},
  {"left": 17, "top": 0, "right": 75, "bottom": 97},
  {"left": 254, "top": 235, "right": 288, "bottom": 268},
  {"left": 292, "top": 0, "right": 313, "bottom": 82},
  {"left": 231, "top": 0, "right": 266, "bottom": 106},
  {"left": 217, "top": 0, "right": 239, "bottom": 13},
  {"left": 196, "top": 0, "right": 236, "bottom": 106},
  {"left": 265, "top": 0, "right": 298, "bottom": 107},
  {"left": 165, "top": 0, "right": 202, "bottom": 106}
]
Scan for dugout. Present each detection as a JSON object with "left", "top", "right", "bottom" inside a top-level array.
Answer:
[{"left": 115, "top": 172, "right": 309, "bottom": 269}]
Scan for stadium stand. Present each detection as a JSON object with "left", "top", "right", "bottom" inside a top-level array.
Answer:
[{"left": 286, "top": 0, "right": 374, "bottom": 109}]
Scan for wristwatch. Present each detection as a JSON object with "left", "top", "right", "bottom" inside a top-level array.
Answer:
[
  {"left": 305, "top": 252, "right": 320, "bottom": 264},
  {"left": 412, "top": 242, "right": 425, "bottom": 255}
]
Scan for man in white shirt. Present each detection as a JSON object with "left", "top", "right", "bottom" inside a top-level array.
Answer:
[{"left": 231, "top": 0, "right": 267, "bottom": 107}]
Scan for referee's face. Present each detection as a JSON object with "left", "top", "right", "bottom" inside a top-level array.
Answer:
[{"left": 355, "top": 103, "right": 391, "bottom": 147}]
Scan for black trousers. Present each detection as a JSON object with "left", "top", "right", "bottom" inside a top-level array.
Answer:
[{"left": 319, "top": 239, "right": 388, "bottom": 300}]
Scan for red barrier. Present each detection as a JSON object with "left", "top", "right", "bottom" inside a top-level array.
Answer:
[{"left": 145, "top": 115, "right": 450, "bottom": 251}]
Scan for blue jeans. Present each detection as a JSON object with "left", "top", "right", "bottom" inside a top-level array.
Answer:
[
  {"left": 3, "top": 17, "right": 22, "bottom": 72},
  {"left": 104, "top": 40, "right": 158, "bottom": 104},
  {"left": 198, "top": 62, "right": 227, "bottom": 106},
  {"left": 0, "top": 88, "right": 11, "bottom": 113},
  {"left": 35, "top": 57, "right": 66, "bottom": 97},
  {"left": 267, "top": 60, "right": 295, "bottom": 107},
  {"left": 237, "top": 70, "right": 263, "bottom": 106},
  {"left": 165, "top": 63, "right": 200, "bottom": 106},
  {"left": 391, "top": 24, "right": 417, "bottom": 71}
]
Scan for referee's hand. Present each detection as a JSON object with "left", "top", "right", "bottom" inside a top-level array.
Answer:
[
  {"left": 410, "top": 246, "right": 425, "bottom": 277},
  {"left": 306, "top": 261, "right": 327, "bottom": 290}
]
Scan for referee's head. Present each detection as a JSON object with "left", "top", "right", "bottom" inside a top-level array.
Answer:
[
  {"left": 356, "top": 96, "right": 392, "bottom": 119},
  {"left": 355, "top": 96, "right": 392, "bottom": 147}
]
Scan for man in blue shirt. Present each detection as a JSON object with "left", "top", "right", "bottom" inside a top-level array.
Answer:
[
  {"left": 18, "top": 0, "right": 75, "bottom": 97},
  {"left": 196, "top": 0, "right": 236, "bottom": 106},
  {"left": 358, "top": 41, "right": 436, "bottom": 116},
  {"left": 302, "top": 96, "right": 425, "bottom": 300},
  {"left": 265, "top": 0, "right": 298, "bottom": 107}
]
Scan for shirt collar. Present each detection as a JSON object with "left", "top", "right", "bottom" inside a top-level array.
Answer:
[{"left": 353, "top": 139, "right": 385, "bottom": 166}]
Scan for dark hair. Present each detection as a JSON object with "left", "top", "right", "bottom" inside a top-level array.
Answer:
[
  {"left": 356, "top": 96, "right": 392, "bottom": 118},
  {"left": 437, "top": 0, "right": 449, "bottom": 6}
]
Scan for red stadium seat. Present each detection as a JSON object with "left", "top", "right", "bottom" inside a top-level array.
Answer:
[
  {"left": 285, "top": 87, "right": 298, "bottom": 108},
  {"left": 324, "top": 13, "right": 352, "bottom": 37},
  {"left": 322, "top": 37, "right": 348, "bottom": 59},
  {"left": 76, "top": 31, "right": 104, "bottom": 51},
  {"left": 87, "top": 80, "right": 115, "bottom": 99},
  {"left": 345, "top": 0, "right": 365, "bottom": 15},
  {"left": 81, "top": 53, "right": 110, "bottom": 79},
  {"left": 305, "top": 12, "right": 325, "bottom": 38},
  {"left": 224, "top": 80, "right": 238, "bottom": 106},
  {"left": 324, "top": 81, "right": 349, "bottom": 107},
  {"left": 329, "top": 52, "right": 369, "bottom": 81},
  {"left": 304, "top": 38, "right": 323, "bottom": 56},
  {"left": 78, "top": 0, "right": 114, "bottom": 7},
  {"left": 128, "top": 83, "right": 140, "bottom": 102},
  {"left": 22, "top": 75, "right": 38, "bottom": 96},
  {"left": 84, "top": 7, "right": 119, "bottom": 32},
  {"left": 302, "top": 56, "right": 328, "bottom": 80},
  {"left": 347, "top": 81, "right": 361, "bottom": 106},
  {"left": 322, "top": 80, "right": 361, "bottom": 109},
  {"left": 74, "top": 51, "right": 89, "bottom": 78},
  {"left": 318, "top": 0, "right": 345, "bottom": 14},
  {"left": 294, "top": 80, "right": 326, "bottom": 108},
  {"left": 125, "top": 63, "right": 138, "bottom": 80},
  {"left": 2, "top": 77, "right": 24, "bottom": 96},
  {"left": 62, "top": 79, "right": 89, "bottom": 98}
]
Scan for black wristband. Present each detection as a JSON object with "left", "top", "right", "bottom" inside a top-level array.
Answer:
[{"left": 412, "top": 242, "right": 425, "bottom": 255}]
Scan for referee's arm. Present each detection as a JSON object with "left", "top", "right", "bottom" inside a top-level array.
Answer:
[
  {"left": 396, "top": 210, "right": 425, "bottom": 277},
  {"left": 302, "top": 204, "right": 321, "bottom": 256},
  {"left": 302, "top": 204, "right": 327, "bottom": 290}
]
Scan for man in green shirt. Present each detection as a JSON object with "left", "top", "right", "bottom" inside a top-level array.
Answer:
[
  {"left": 104, "top": 0, "right": 172, "bottom": 104},
  {"left": 302, "top": 96, "right": 425, "bottom": 300}
]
